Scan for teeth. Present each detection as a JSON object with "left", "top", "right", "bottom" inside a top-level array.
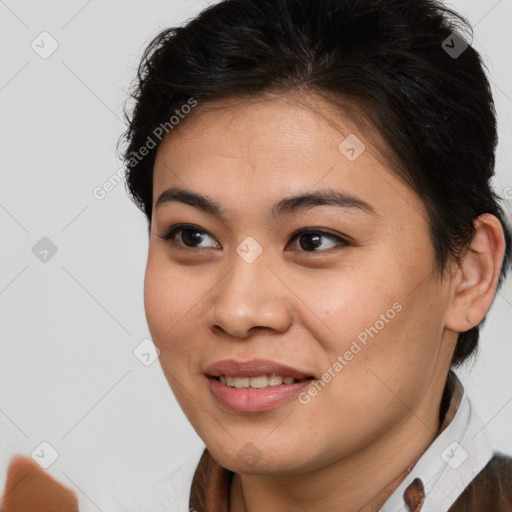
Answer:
[
  {"left": 218, "top": 374, "right": 296, "bottom": 388},
  {"left": 234, "top": 377, "right": 250, "bottom": 388},
  {"left": 268, "top": 375, "right": 283, "bottom": 386},
  {"left": 249, "top": 375, "right": 268, "bottom": 388}
]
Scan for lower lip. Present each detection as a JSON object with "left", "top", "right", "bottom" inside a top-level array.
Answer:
[{"left": 207, "top": 376, "right": 313, "bottom": 412}]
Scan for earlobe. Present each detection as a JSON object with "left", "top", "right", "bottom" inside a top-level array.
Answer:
[{"left": 445, "top": 214, "right": 506, "bottom": 333}]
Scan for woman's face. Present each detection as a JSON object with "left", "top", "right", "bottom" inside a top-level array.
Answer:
[{"left": 144, "top": 94, "right": 457, "bottom": 474}]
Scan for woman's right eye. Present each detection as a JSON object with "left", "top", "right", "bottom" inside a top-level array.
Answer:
[{"left": 157, "top": 224, "right": 221, "bottom": 249}]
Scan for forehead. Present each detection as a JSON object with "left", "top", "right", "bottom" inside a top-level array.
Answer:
[
  {"left": 155, "top": 93, "right": 377, "bottom": 166},
  {"left": 152, "top": 93, "right": 425, "bottom": 224}
]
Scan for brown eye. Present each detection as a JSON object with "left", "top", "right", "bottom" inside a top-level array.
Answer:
[
  {"left": 158, "top": 224, "right": 220, "bottom": 249},
  {"left": 289, "top": 229, "right": 349, "bottom": 252},
  {"left": 180, "top": 228, "right": 208, "bottom": 247}
]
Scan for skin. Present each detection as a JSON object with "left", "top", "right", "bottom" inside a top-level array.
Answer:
[{"left": 144, "top": 93, "right": 505, "bottom": 511}]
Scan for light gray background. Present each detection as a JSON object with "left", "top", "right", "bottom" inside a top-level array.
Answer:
[{"left": 0, "top": 1, "right": 511, "bottom": 510}]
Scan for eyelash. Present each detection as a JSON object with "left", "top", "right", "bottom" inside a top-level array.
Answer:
[{"left": 157, "top": 223, "right": 351, "bottom": 253}]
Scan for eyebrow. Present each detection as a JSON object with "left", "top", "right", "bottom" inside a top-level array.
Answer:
[{"left": 155, "top": 186, "right": 378, "bottom": 220}]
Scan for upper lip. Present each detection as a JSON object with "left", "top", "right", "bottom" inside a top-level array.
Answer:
[{"left": 205, "top": 359, "right": 313, "bottom": 380}]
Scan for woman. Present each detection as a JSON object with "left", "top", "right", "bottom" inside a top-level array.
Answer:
[{"left": 121, "top": 0, "right": 512, "bottom": 510}]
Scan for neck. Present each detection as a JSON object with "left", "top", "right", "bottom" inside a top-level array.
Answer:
[{"left": 229, "top": 378, "right": 445, "bottom": 512}]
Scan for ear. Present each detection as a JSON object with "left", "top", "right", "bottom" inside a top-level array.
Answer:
[{"left": 445, "top": 213, "right": 506, "bottom": 332}]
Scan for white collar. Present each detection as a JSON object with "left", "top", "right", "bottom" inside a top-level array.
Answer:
[{"left": 380, "top": 374, "right": 494, "bottom": 512}]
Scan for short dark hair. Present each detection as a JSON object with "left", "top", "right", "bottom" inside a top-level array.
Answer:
[{"left": 121, "top": 0, "right": 512, "bottom": 367}]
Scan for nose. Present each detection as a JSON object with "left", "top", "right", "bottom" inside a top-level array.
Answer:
[{"left": 205, "top": 255, "right": 293, "bottom": 339}]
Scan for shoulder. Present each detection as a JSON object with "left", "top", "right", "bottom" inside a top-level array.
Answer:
[{"left": 449, "top": 453, "right": 512, "bottom": 511}]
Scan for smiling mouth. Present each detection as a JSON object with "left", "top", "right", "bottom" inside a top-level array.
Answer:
[
  {"left": 216, "top": 375, "right": 314, "bottom": 389},
  {"left": 206, "top": 360, "right": 316, "bottom": 412}
]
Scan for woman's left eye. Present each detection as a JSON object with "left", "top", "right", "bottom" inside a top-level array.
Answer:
[{"left": 288, "top": 229, "right": 350, "bottom": 252}]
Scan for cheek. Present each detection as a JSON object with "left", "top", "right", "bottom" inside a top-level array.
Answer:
[
  {"left": 288, "top": 265, "right": 403, "bottom": 354},
  {"left": 143, "top": 254, "right": 208, "bottom": 420},
  {"left": 143, "top": 251, "right": 204, "bottom": 362},
  {"left": 317, "top": 281, "right": 446, "bottom": 418},
  {"left": 303, "top": 260, "right": 444, "bottom": 385}
]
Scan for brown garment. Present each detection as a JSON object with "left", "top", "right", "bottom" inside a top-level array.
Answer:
[
  {"left": 449, "top": 455, "right": 512, "bottom": 512},
  {"left": 189, "top": 372, "right": 512, "bottom": 512},
  {"left": 189, "top": 445, "right": 512, "bottom": 512}
]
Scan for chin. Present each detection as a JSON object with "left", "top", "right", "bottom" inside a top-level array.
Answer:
[{"left": 204, "top": 436, "right": 316, "bottom": 475}]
